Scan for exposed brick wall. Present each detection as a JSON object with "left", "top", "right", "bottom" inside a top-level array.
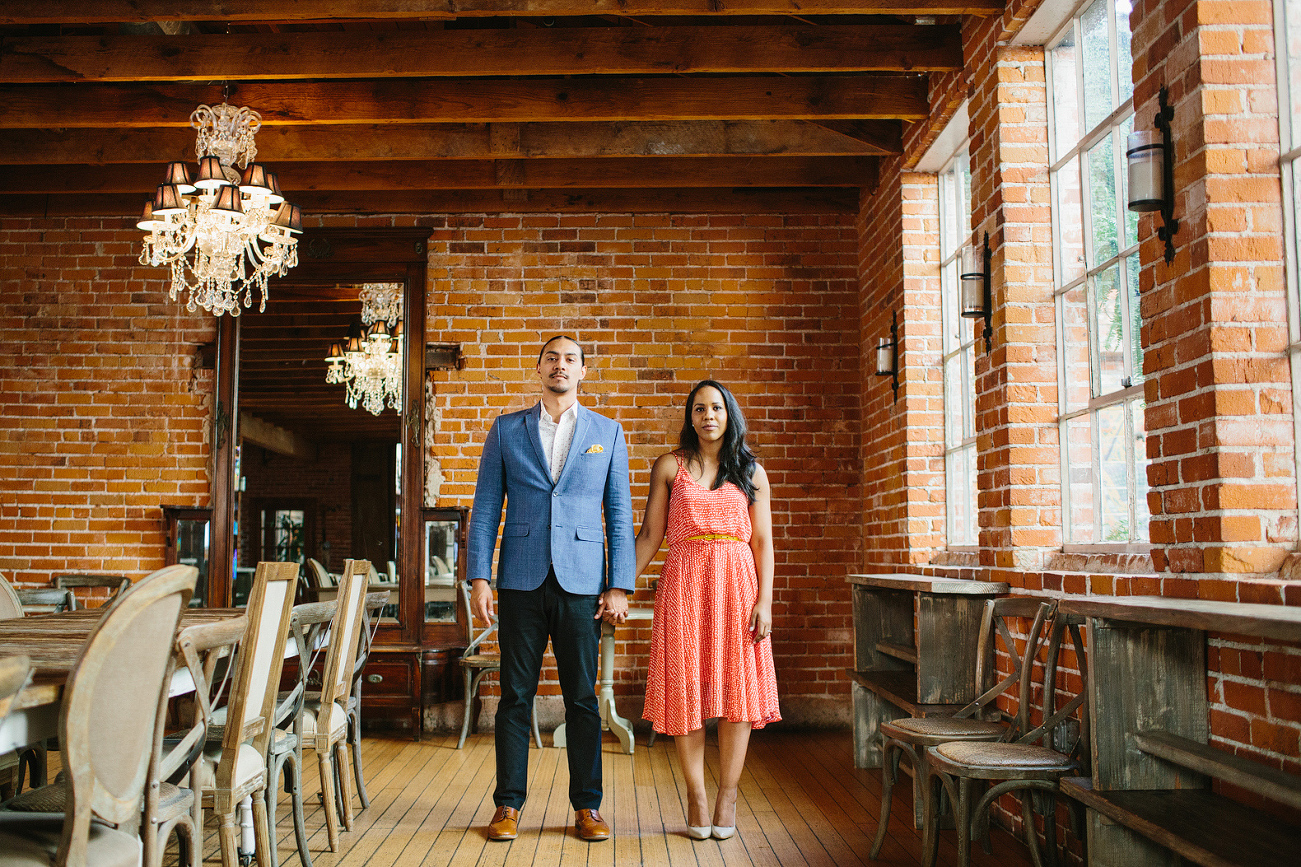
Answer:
[
  {"left": 0, "top": 216, "right": 215, "bottom": 588},
  {"left": 1135, "top": 0, "right": 1296, "bottom": 576},
  {"left": 416, "top": 211, "right": 863, "bottom": 721}
]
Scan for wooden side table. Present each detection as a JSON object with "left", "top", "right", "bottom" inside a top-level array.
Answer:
[{"left": 846, "top": 573, "right": 1009, "bottom": 771}]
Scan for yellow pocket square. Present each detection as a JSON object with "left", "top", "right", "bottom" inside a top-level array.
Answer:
[{"left": 584, "top": 444, "right": 604, "bottom": 454}]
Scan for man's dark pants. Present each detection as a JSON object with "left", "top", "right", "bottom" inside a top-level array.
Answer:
[{"left": 494, "top": 568, "right": 603, "bottom": 811}]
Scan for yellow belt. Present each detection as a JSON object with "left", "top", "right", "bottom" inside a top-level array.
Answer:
[{"left": 686, "top": 534, "right": 744, "bottom": 543}]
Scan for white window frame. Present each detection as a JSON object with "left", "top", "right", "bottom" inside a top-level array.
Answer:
[
  {"left": 1046, "top": 0, "right": 1151, "bottom": 549},
  {"left": 937, "top": 141, "right": 980, "bottom": 548},
  {"left": 1276, "top": 0, "right": 1301, "bottom": 508}
]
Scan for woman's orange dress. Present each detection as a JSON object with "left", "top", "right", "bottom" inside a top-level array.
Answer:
[{"left": 643, "top": 455, "right": 781, "bottom": 737}]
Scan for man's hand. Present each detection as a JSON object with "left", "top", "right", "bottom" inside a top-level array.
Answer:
[
  {"left": 595, "top": 588, "right": 629, "bottom": 624},
  {"left": 471, "top": 578, "right": 495, "bottom": 625}
]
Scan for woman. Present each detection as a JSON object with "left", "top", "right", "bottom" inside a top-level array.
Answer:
[{"left": 637, "top": 380, "right": 781, "bottom": 841}]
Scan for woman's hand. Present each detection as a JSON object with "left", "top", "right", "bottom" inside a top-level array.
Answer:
[{"left": 749, "top": 599, "right": 772, "bottom": 642}]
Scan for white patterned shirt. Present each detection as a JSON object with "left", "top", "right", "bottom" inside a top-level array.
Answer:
[{"left": 537, "top": 401, "right": 578, "bottom": 483}]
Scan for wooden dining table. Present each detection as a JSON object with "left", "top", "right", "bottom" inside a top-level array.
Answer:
[{"left": 0, "top": 607, "right": 248, "bottom": 753}]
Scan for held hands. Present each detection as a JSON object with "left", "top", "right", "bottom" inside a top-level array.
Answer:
[
  {"left": 749, "top": 599, "right": 773, "bottom": 643},
  {"left": 595, "top": 588, "right": 629, "bottom": 624},
  {"left": 470, "top": 579, "right": 495, "bottom": 625}
]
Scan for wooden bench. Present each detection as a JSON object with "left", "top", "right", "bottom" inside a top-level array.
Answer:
[
  {"left": 846, "top": 573, "right": 1008, "bottom": 770},
  {"left": 1059, "top": 596, "right": 1301, "bottom": 867}
]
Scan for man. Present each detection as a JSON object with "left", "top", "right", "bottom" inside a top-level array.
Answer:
[{"left": 468, "top": 335, "right": 634, "bottom": 843}]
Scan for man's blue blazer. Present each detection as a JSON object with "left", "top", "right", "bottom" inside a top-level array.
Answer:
[{"left": 467, "top": 402, "right": 636, "bottom": 595}]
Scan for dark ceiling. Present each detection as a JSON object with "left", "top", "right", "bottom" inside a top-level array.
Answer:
[
  {"left": 1, "top": 2, "right": 992, "bottom": 446},
  {"left": 0, "top": 1, "right": 993, "bottom": 217}
]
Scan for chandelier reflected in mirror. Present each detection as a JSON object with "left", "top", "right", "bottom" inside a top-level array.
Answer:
[
  {"left": 138, "top": 102, "right": 302, "bottom": 316},
  {"left": 326, "top": 284, "right": 404, "bottom": 416}
]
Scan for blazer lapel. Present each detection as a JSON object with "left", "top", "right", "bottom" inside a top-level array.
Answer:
[
  {"left": 555, "top": 404, "right": 592, "bottom": 489},
  {"left": 522, "top": 404, "right": 549, "bottom": 477}
]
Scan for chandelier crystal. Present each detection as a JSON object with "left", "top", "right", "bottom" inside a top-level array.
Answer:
[
  {"left": 325, "top": 286, "right": 404, "bottom": 416},
  {"left": 138, "top": 102, "right": 302, "bottom": 316}
]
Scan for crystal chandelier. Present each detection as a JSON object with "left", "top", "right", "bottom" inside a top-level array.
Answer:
[
  {"left": 325, "top": 285, "right": 404, "bottom": 416},
  {"left": 137, "top": 102, "right": 302, "bottom": 316}
]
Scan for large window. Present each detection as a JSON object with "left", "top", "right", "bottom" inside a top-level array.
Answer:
[
  {"left": 1047, "top": 0, "right": 1150, "bottom": 545},
  {"left": 1278, "top": 0, "right": 1301, "bottom": 492},
  {"left": 939, "top": 147, "right": 980, "bottom": 546}
]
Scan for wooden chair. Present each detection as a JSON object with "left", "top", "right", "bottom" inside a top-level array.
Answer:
[
  {"left": 143, "top": 613, "right": 246, "bottom": 867},
  {"left": 0, "top": 574, "right": 22, "bottom": 621},
  {"left": 345, "top": 590, "right": 389, "bottom": 811},
  {"left": 457, "top": 580, "right": 541, "bottom": 750},
  {"left": 13, "top": 588, "right": 75, "bottom": 615},
  {"left": 195, "top": 561, "right": 299, "bottom": 867},
  {"left": 264, "top": 600, "right": 335, "bottom": 867},
  {"left": 870, "top": 597, "right": 1056, "bottom": 859},
  {"left": 923, "top": 612, "right": 1090, "bottom": 867},
  {"left": 0, "top": 564, "right": 195, "bottom": 867},
  {"left": 0, "top": 575, "right": 35, "bottom": 798},
  {"left": 53, "top": 574, "right": 131, "bottom": 610},
  {"left": 0, "top": 655, "right": 31, "bottom": 722},
  {"left": 0, "top": 655, "right": 34, "bottom": 801},
  {"left": 300, "top": 559, "right": 369, "bottom": 852}
]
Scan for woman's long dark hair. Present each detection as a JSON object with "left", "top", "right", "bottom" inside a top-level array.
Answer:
[{"left": 678, "top": 379, "right": 758, "bottom": 503}]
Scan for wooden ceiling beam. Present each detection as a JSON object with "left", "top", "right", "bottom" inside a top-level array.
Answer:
[
  {"left": 0, "top": 76, "right": 928, "bottom": 127},
  {"left": 5, "top": 154, "right": 879, "bottom": 191},
  {"left": 0, "top": 25, "right": 961, "bottom": 83},
  {"left": 0, "top": 120, "right": 900, "bottom": 164},
  {"left": 0, "top": 155, "right": 877, "bottom": 192},
  {"left": 0, "top": 187, "right": 859, "bottom": 216},
  {"left": 1, "top": 0, "right": 1003, "bottom": 26}
]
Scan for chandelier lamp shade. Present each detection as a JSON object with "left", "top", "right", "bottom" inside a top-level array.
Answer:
[
  {"left": 326, "top": 284, "right": 405, "bottom": 416},
  {"left": 138, "top": 102, "right": 302, "bottom": 316}
]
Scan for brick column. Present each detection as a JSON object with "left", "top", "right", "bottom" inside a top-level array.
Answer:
[
  {"left": 968, "top": 22, "right": 1063, "bottom": 579},
  {"left": 1134, "top": 0, "right": 1296, "bottom": 576}
]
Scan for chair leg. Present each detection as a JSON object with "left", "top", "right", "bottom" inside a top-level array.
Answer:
[
  {"left": 1020, "top": 791, "right": 1046, "bottom": 867},
  {"left": 921, "top": 768, "right": 947, "bottom": 867},
  {"left": 284, "top": 749, "right": 314, "bottom": 867},
  {"left": 869, "top": 740, "right": 903, "bottom": 859},
  {"left": 335, "top": 741, "right": 355, "bottom": 831},
  {"left": 954, "top": 776, "right": 974, "bottom": 867},
  {"left": 317, "top": 749, "right": 340, "bottom": 851},
  {"left": 253, "top": 788, "right": 274, "bottom": 867},
  {"left": 458, "top": 669, "right": 477, "bottom": 750},
  {"left": 217, "top": 809, "right": 241, "bottom": 867},
  {"left": 266, "top": 747, "right": 295, "bottom": 867},
  {"left": 348, "top": 707, "right": 369, "bottom": 810}
]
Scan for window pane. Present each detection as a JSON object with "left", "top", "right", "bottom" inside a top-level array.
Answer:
[
  {"left": 945, "top": 353, "right": 964, "bottom": 448},
  {"left": 1291, "top": 3, "right": 1301, "bottom": 129},
  {"left": 1092, "top": 264, "right": 1127, "bottom": 394},
  {"left": 1121, "top": 114, "right": 1139, "bottom": 250},
  {"left": 1066, "top": 414, "right": 1096, "bottom": 544},
  {"left": 1062, "top": 285, "right": 1092, "bottom": 413},
  {"left": 1050, "top": 28, "right": 1080, "bottom": 150},
  {"left": 1055, "top": 158, "right": 1086, "bottom": 284},
  {"left": 941, "top": 167, "right": 959, "bottom": 257},
  {"left": 962, "top": 344, "right": 976, "bottom": 440},
  {"left": 1088, "top": 131, "right": 1119, "bottom": 264},
  {"left": 1131, "top": 399, "right": 1150, "bottom": 538},
  {"left": 943, "top": 258, "right": 961, "bottom": 349},
  {"left": 1127, "top": 252, "right": 1144, "bottom": 384},
  {"left": 958, "top": 154, "right": 972, "bottom": 242},
  {"left": 1082, "top": 0, "right": 1113, "bottom": 131},
  {"left": 1097, "top": 403, "right": 1131, "bottom": 541},
  {"left": 1115, "top": 0, "right": 1135, "bottom": 107}
]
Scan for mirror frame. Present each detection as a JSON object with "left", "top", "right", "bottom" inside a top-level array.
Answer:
[{"left": 209, "top": 227, "right": 434, "bottom": 645}]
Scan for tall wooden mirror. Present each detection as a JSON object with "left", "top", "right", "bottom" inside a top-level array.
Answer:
[{"left": 208, "top": 228, "right": 444, "bottom": 732}]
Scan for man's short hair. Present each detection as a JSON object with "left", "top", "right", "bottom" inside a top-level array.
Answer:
[{"left": 538, "top": 335, "right": 585, "bottom": 365}]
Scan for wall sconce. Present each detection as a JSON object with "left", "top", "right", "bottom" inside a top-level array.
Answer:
[
  {"left": 1126, "top": 85, "right": 1178, "bottom": 264},
  {"left": 875, "top": 311, "right": 900, "bottom": 402},
  {"left": 960, "top": 232, "right": 993, "bottom": 350}
]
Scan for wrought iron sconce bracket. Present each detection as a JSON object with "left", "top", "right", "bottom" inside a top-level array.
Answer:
[{"left": 1153, "top": 86, "right": 1179, "bottom": 264}]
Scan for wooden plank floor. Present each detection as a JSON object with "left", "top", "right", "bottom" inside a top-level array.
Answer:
[{"left": 187, "top": 730, "right": 1036, "bottom": 867}]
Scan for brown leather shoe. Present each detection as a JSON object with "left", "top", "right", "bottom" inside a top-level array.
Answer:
[
  {"left": 574, "top": 808, "right": 611, "bottom": 841},
  {"left": 487, "top": 806, "right": 520, "bottom": 841}
]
